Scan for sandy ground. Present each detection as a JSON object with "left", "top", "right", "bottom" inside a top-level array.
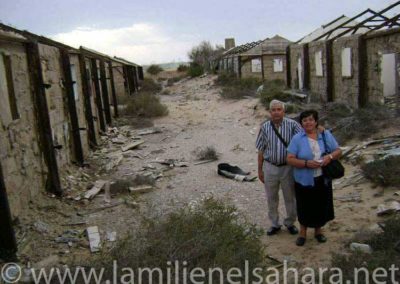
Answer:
[{"left": 16, "top": 75, "right": 399, "bottom": 272}]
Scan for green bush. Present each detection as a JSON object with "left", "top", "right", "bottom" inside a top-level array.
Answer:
[
  {"left": 187, "top": 63, "right": 204, "bottom": 77},
  {"left": 177, "top": 64, "right": 189, "bottom": 72},
  {"left": 85, "top": 198, "right": 267, "bottom": 283},
  {"left": 146, "top": 64, "right": 163, "bottom": 75},
  {"left": 361, "top": 156, "right": 400, "bottom": 187},
  {"left": 123, "top": 93, "right": 168, "bottom": 117}
]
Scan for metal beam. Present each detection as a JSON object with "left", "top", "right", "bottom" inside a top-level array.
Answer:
[{"left": 91, "top": 59, "right": 106, "bottom": 132}]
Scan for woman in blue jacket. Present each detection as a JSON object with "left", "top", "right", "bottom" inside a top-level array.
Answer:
[{"left": 287, "top": 110, "right": 342, "bottom": 246}]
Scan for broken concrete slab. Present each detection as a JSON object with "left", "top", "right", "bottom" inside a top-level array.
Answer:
[
  {"left": 129, "top": 185, "right": 154, "bottom": 194},
  {"left": 105, "top": 155, "right": 123, "bottom": 172},
  {"left": 377, "top": 201, "right": 400, "bottom": 216},
  {"left": 137, "top": 128, "right": 162, "bottom": 136},
  {"left": 121, "top": 140, "right": 144, "bottom": 152},
  {"left": 84, "top": 180, "right": 107, "bottom": 200},
  {"left": 87, "top": 226, "right": 101, "bottom": 253},
  {"left": 106, "top": 231, "right": 117, "bottom": 242},
  {"left": 34, "top": 221, "right": 50, "bottom": 234},
  {"left": 350, "top": 243, "right": 372, "bottom": 254}
]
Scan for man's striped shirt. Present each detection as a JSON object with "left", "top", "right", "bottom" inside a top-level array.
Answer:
[{"left": 256, "top": 117, "right": 302, "bottom": 165}]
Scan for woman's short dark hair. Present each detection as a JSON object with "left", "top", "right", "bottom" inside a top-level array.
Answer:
[{"left": 299, "top": 109, "right": 319, "bottom": 123}]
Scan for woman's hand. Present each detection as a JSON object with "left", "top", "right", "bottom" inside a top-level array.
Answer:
[
  {"left": 321, "top": 155, "right": 332, "bottom": 167},
  {"left": 306, "top": 160, "right": 321, "bottom": 169}
]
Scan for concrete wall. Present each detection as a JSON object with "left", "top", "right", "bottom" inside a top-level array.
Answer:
[
  {"left": 365, "top": 30, "right": 400, "bottom": 104},
  {"left": 0, "top": 41, "right": 46, "bottom": 218},
  {"left": 308, "top": 41, "right": 328, "bottom": 102},
  {"left": 289, "top": 45, "right": 305, "bottom": 90},
  {"left": 112, "top": 62, "right": 127, "bottom": 100},
  {"left": 39, "top": 43, "right": 72, "bottom": 168},
  {"left": 241, "top": 56, "right": 263, "bottom": 79},
  {"left": 262, "top": 54, "right": 287, "bottom": 83},
  {"left": 332, "top": 35, "right": 361, "bottom": 108},
  {"left": 69, "top": 53, "right": 90, "bottom": 158}
]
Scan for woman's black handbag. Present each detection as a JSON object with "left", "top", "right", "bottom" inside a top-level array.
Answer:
[{"left": 321, "top": 132, "right": 344, "bottom": 179}]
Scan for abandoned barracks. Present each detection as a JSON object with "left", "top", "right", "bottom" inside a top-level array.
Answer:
[
  {"left": 217, "top": 1, "right": 400, "bottom": 109},
  {"left": 0, "top": 23, "right": 144, "bottom": 257}
]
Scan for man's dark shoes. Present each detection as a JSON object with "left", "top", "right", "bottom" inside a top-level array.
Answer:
[
  {"left": 266, "top": 226, "right": 281, "bottom": 236},
  {"left": 286, "top": 225, "right": 298, "bottom": 235},
  {"left": 315, "top": 234, "right": 327, "bottom": 243},
  {"left": 296, "top": 237, "right": 306, "bottom": 246}
]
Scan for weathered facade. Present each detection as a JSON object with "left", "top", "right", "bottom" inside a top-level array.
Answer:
[
  {"left": 0, "top": 23, "right": 143, "bottom": 258},
  {"left": 218, "top": 35, "right": 291, "bottom": 82},
  {"left": 288, "top": 2, "right": 400, "bottom": 108}
]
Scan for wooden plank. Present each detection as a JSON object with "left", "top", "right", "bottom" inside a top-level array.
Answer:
[
  {"left": 121, "top": 140, "right": 144, "bottom": 152},
  {"left": 91, "top": 58, "right": 106, "bottom": 132},
  {"left": 84, "top": 180, "right": 107, "bottom": 199},
  {"left": 99, "top": 60, "right": 112, "bottom": 124},
  {"left": 108, "top": 60, "right": 119, "bottom": 117},
  {"left": 26, "top": 41, "right": 62, "bottom": 195},
  {"left": 61, "top": 49, "right": 84, "bottom": 164},
  {"left": 78, "top": 53, "right": 97, "bottom": 147}
]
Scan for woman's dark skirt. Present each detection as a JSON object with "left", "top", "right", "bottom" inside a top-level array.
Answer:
[{"left": 295, "top": 176, "right": 334, "bottom": 228}]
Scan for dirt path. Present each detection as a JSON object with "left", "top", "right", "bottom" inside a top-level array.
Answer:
[
  {"left": 19, "top": 75, "right": 396, "bottom": 270},
  {"left": 114, "top": 75, "right": 392, "bottom": 268}
]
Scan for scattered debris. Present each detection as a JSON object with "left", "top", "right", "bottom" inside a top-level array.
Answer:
[
  {"left": 55, "top": 230, "right": 80, "bottom": 244},
  {"left": 106, "top": 231, "right": 117, "bottom": 242},
  {"left": 232, "top": 144, "right": 246, "bottom": 152},
  {"left": 194, "top": 159, "right": 216, "bottom": 165},
  {"left": 121, "top": 140, "right": 145, "bottom": 152},
  {"left": 105, "top": 155, "right": 123, "bottom": 171},
  {"left": 350, "top": 243, "right": 372, "bottom": 254},
  {"left": 129, "top": 185, "right": 154, "bottom": 194},
  {"left": 377, "top": 201, "right": 400, "bottom": 216},
  {"left": 84, "top": 180, "right": 107, "bottom": 200},
  {"left": 137, "top": 127, "right": 162, "bottom": 135},
  {"left": 87, "top": 226, "right": 101, "bottom": 253},
  {"left": 217, "top": 163, "right": 257, "bottom": 182},
  {"left": 335, "top": 193, "right": 362, "bottom": 202},
  {"left": 34, "top": 221, "right": 50, "bottom": 234}
]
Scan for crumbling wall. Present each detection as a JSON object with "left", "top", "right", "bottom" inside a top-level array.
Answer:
[
  {"left": 262, "top": 54, "right": 287, "bottom": 83},
  {"left": 332, "top": 35, "right": 361, "bottom": 108},
  {"left": 241, "top": 57, "right": 263, "bottom": 79},
  {"left": 365, "top": 29, "right": 400, "bottom": 103},
  {"left": 69, "top": 54, "right": 90, "bottom": 158},
  {"left": 289, "top": 45, "right": 305, "bottom": 90},
  {"left": 105, "top": 62, "right": 115, "bottom": 117},
  {"left": 112, "top": 62, "right": 127, "bottom": 100},
  {"left": 39, "top": 43, "right": 73, "bottom": 168},
  {"left": 0, "top": 41, "right": 46, "bottom": 218},
  {"left": 308, "top": 41, "right": 328, "bottom": 102},
  {"left": 89, "top": 59, "right": 102, "bottom": 139}
]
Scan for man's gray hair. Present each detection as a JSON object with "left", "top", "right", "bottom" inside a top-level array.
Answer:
[{"left": 269, "top": 99, "right": 285, "bottom": 110}]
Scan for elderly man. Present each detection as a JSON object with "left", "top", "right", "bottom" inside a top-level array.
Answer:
[{"left": 256, "top": 100, "right": 302, "bottom": 236}]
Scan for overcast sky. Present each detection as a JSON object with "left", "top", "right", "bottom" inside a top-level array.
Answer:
[{"left": 0, "top": 0, "right": 398, "bottom": 65}]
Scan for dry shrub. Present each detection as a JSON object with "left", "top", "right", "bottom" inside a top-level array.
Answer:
[
  {"left": 258, "top": 80, "right": 293, "bottom": 107},
  {"left": 322, "top": 104, "right": 393, "bottom": 144},
  {"left": 83, "top": 198, "right": 267, "bottom": 283},
  {"left": 327, "top": 217, "right": 400, "bottom": 283},
  {"left": 123, "top": 93, "right": 168, "bottom": 118},
  {"left": 361, "top": 156, "right": 400, "bottom": 187},
  {"left": 139, "top": 78, "right": 162, "bottom": 93},
  {"left": 216, "top": 73, "right": 263, "bottom": 99},
  {"left": 195, "top": 146, "right": 219, "bottom": 161}
]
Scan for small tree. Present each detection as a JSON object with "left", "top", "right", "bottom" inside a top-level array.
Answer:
[
  {"left": 146, "top": 64, "right": 163, "bottom": 75},
  {"left": 188, "top": 41, "right": 224, "bottom": 73}
]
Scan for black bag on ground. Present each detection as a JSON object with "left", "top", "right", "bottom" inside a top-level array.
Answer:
[{"left": 321, "top": 132, "right": 345, "bottom": 179}]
